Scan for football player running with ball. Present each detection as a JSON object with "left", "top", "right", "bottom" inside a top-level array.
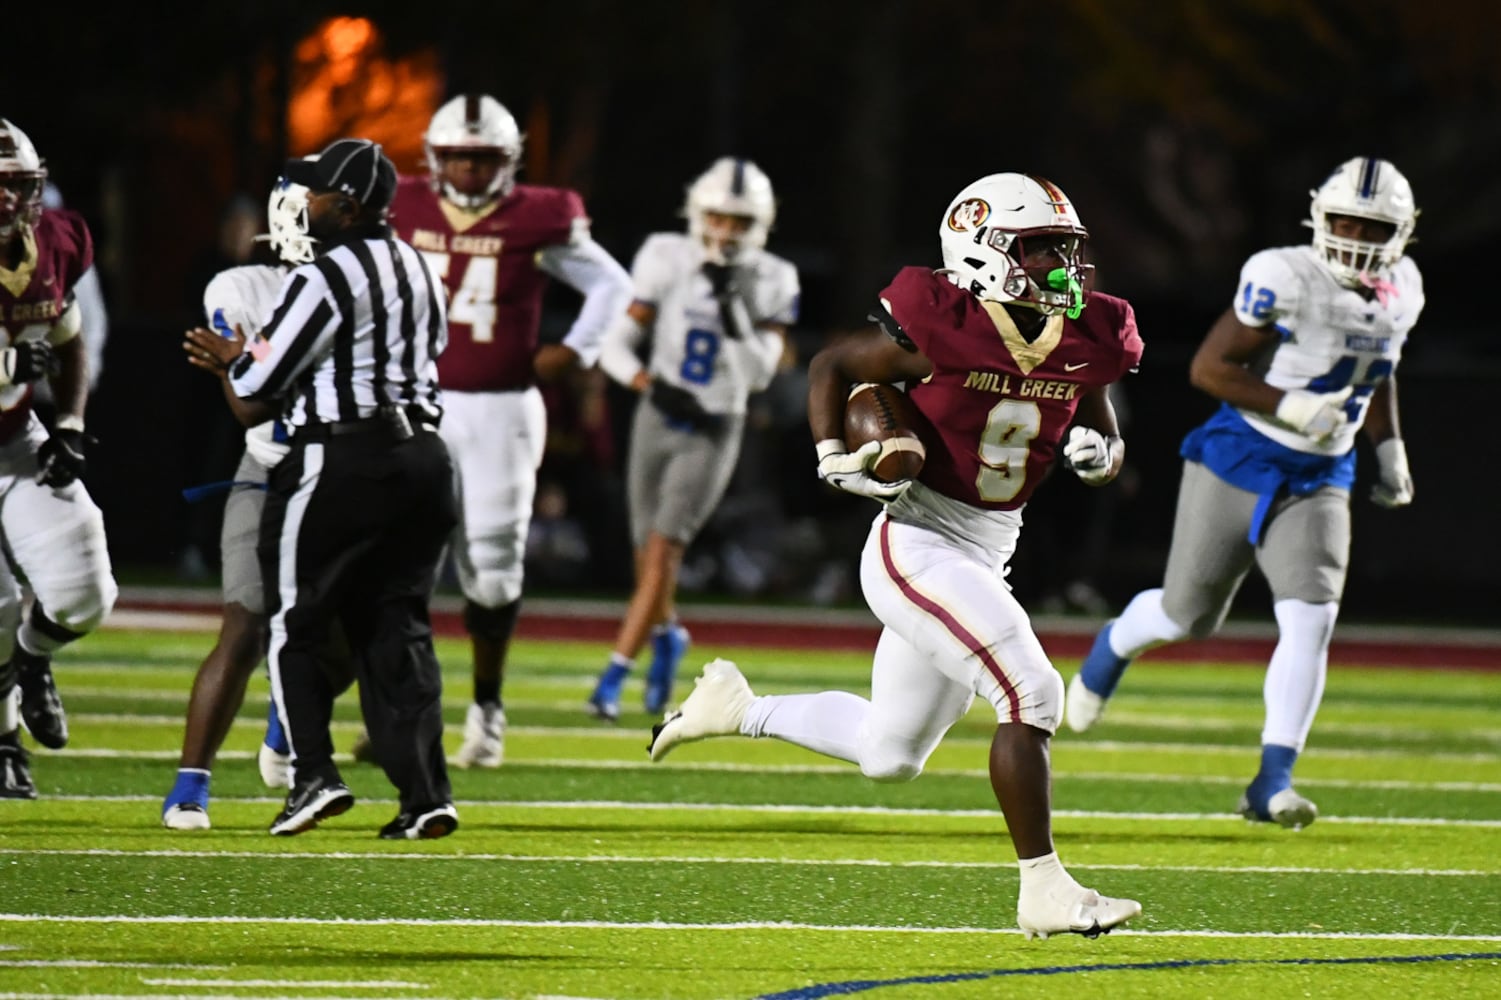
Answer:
[
  {"left": 589, "top": 158, "right": 799, "bottom": 720},
  {"left": 1065, "top": 158, "right": 1423, "bottom": 831},
  {"left": 650, "top": 173, "right": 1143, "bottom": 940},
  {"left": 385, "top": 94, "right": 631, "bottom": 767}
]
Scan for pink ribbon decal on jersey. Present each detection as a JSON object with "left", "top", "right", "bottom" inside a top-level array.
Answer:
[
  {"left": 878, "top": 518, "right": 1022, "bottom": 722},
  {"left": 1358, "top": 271, "right": 1399, "bottom": 307},
  {"left": 248, "top": 337, "right": 273, "bottom": 362}
]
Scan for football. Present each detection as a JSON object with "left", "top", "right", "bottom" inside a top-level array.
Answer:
[{"left": 843, "top": 382, "right": 927, "bottom": 483}]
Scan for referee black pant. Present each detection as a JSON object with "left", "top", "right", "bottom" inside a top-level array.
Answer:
[{"left": 260, "top": 423, "right": 458, "bottom": 813}]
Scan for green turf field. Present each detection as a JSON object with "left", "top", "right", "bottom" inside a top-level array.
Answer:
[{"left": 2, "top": 625, "right": 1499, "bottom": 999}]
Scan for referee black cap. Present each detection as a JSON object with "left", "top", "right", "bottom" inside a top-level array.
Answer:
[{"left": 285, "top": 138, "right": 397, "bottom": 211}]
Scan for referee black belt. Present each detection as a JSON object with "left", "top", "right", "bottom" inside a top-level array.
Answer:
[{"left": 295, "top": 407, "right": 439, "bottom": 443}]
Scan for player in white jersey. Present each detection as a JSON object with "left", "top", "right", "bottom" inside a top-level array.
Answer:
[
  {"left": 1066, "top": 157, "right": 1423, "bottom": 829},
  {"left": 589, "top": 157, "right": 799, "bottom": 719},
  {"left": 162, "top": 176, "right": 321, "bottom": 829}
]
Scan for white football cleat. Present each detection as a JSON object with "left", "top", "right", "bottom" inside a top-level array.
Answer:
[
  {"left": 1239, "top": 787, "right": 1318, "bottom": 830},
  {"left": 647, "top": 658, "right": 755, "bottom": 763},
  {"left": 258, "top": 742, "right": 291, "bottom": 789},
  {"left": 1017, "top": 883, "right": 1142, "bottom": 941},
  {"left": 1064, "top": 674, "right": 1107, "bottom": 733},
  {"left": 452, "top": 702, "right": 506, "bottom": 769},
  {"left": 162, "top": 803, "right": 211, "bottom": 831}
]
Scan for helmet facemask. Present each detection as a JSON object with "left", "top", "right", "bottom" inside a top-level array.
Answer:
[
  {"left": 685, "top": 158, "right": 776, "bottom": 265},
  {"left": 424, "top": 94, "right": 524, "bottom": 209},
  {"left": 0, "top": 118, "right": 46, "bottom": 241},
  {"left": 1306, "top": 157, "right": 1417, "bottom": 288},
  {"left": 259, "top": 178, "right": 317, "bottom": 265}
]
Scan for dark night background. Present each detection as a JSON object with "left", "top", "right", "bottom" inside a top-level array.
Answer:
[{"left": 9, "top": 0, "right": 1499, "bottom": 624}]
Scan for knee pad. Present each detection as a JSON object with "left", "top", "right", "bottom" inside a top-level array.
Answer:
[
  {"left": 856, "top": 730, "right": 929, "bottom": 783},
  {"left": 1272, "top": 598, "right": 1339, "bottom": 650},
  {"left": 463, "top": 599, "right": 521, "bottom": 643},
  {"left": 35, "top": 574, "right": 118, "bottom": 638}
]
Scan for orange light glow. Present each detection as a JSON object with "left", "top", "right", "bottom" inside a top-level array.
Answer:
[{"left": 288, "top": 17, "right": 442, "bottom": 176}]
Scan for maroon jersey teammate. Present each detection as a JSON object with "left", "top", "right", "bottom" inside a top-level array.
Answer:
[
  {"left": 383, "top": 95, "right": 630, "bottom": 768},
  {"left": 649, "top": 173, "right": 1142, "bottom": 940},
  {"left": 0, "top": 118, "right": 118, "bottom": 798}
]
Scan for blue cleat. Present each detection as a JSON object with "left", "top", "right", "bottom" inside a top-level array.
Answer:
[
  {"left": 643, "top": 623, "right": 691, "bottom": 714},
  {"left": 589, "top": 661, "right": 630, "bottom": 722},
  {"left": 1065, "top": 621, "right": 1130, "bottom": 733}
]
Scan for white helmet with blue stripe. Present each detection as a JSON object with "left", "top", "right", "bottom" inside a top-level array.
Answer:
[
  {"left": 684, "top": 157, "right": 776, "bottom": 265},
  {"left": 1307, "top": 157, "right": 1417, "bottom": 287}
]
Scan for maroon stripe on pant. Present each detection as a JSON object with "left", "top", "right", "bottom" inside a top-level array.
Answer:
[{"left": 878, "top": 518, "right": 1022, "bottom": 722}]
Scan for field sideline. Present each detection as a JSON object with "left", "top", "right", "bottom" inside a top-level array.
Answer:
[{"left": 1, "top": 605, "right": 1498, "bottom": 998}]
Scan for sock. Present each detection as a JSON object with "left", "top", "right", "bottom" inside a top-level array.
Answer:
[
  {"left": 474, "top": 678, "right": 501, "bottom": 706},
  {"left": 1246, "top": 743, "right": 1299, "bottom": 803},
  {"left": 1263, "top": 599, "right": 1337, "bottom": 749},
  {"left": 264, "top": 700, "right": 289, "bottom": 754},
  {"left": 608, "top": 652, "right": 634, "bottom": 673},
  {"left": 742, "top": 691, "right": 868, "bottom": 763},
  {"left": 1017, "top": 851, "right": 1082, "bottom": 895},
  {"left": 164, "top": 768, "right": 211, "bottom": 811}
]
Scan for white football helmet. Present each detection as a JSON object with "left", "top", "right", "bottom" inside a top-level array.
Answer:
[
  {"left": 261, "top": 175, "right": 317, "bottom": 265},
  {"left": 938, "top": 173, "right": 1090, "bottom": 316},
  {"left": 1306, "top": 157, "right": 1417, "bottom": 287},
  {"left": 0, "top": 118, "right": 46, "bottom": 240},
  {"left": 424, "top": 94, "right": 524, "bottom": 208},
  {"left": 684, "top": 157, "right": 776, "bottom": 265}
]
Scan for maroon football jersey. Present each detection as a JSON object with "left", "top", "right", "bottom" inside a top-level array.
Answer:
[
  {"left": 390, "top": 177, "right": 585, "bottom": 392},
  {"left": 879, "top": 267, "right": 1143, "bottom": 510},
  {"left": 0, "top": 209, "right": 93, "bottom": 441}
]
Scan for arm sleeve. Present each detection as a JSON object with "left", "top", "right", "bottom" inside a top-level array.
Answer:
[
  {"left": 597, "top": 306, "right": 650, "bottom": 388},
  {"left": 535, "top": 237, "right": 632, "bottom": 367}
]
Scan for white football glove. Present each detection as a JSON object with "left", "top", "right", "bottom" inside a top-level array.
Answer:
[
  {"left": 1275, "top": 386, "right": 1353, "bottom": 444},
  {"left": 815, "top": 439, "right": 912, "bottom": 502},
  {"left": 1371, "top": 437, "right": 1414, "bottom": 508},
  {"left": 1062, "top": 426, "right": 1116, "bottom": 486}
]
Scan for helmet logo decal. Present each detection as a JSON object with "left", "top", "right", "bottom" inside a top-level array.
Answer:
[{"left": 947, "top": 198, "right": 990, "bottom": 232}]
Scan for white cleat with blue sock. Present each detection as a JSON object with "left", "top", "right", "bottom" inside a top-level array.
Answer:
[
  {"left": 1239, "top": 787, "right": 1318, "bottom": 829},
  {"left": 1238, "top": 745, "right": 1316, "bottom": 828},
  {"left": 162, "top": 769, "right": 212, "bottom": 830},
  {"left": 1065, "top": 621, "right": 1130, "bottom": 733}
]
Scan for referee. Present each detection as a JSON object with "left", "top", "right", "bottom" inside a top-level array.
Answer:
[{"left": 214, "top": 138, "right": 459, "bottom": 839}]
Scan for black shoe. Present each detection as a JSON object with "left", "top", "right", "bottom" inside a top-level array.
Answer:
[
  {"left": 0, "top": 733, "right": 36, "bottom": 799},
  {"left": 268, "top": 776, "right": 354, "bottom": 836},
  {"left": 378, "top": 803, "right": 458, "bottom": 840},
  {"left": 16, "top": 651, "right": 67, "bottom": 749}
]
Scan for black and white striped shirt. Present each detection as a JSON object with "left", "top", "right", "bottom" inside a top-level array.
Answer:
[{"left": 230, "top": 233, "right": 447, "bottom": 427}]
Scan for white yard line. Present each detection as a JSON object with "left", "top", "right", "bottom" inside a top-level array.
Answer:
[
  {"left": 3, "top": 848, "right": 1492, "bottom": 877},
  {"left": 25, "top": 793, "right": 1501, "bottom": 827},
  {"left": 33, "top": 746, "right": 1501, "bottom": 793},
  {"left": 1, "top": 913, "right": 1498, "bottom": 942}
]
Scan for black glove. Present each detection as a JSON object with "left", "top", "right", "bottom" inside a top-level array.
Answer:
[
  {"left": 648, "top": 378, "right": 721, "bottom": 432},
  {"left": 36, "top": 428, "right": 90, "bottom": 488},
  {"left": 3, "top": 340, "right": 61, "bottom": 384},
  {"left": 702, "top": 262, "right": 740, "bottom": 299}
]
